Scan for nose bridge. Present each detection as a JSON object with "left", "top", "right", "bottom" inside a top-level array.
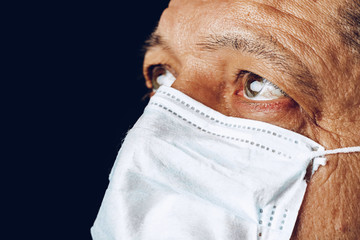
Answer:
[
  {"left": 171, "top": 73, "right": 200, "bottom": 101},
  {"left": 170, "top": 66, "right": 226, "bottom": 112}
]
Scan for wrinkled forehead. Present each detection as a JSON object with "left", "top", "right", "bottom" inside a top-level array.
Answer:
[
  {"left": 159, "top": 0, "right": 339, "bottom": 54},
  {"left": 165, "top": 0, "right": 342, "bottom": 26},
  {"left": 164, "top": 0, "right": 351, "bottom": 33},
  {"left": 158, "top": 0, "right": 359, "bottom": 61}
]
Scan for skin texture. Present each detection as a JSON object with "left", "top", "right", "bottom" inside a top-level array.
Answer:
[{"left": 143, "top": 0, "right": 360, "bottom": 239}]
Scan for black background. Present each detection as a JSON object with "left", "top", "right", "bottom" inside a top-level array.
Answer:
[{"left": 7, "top": 1, "right": 170, "bottom": 239}]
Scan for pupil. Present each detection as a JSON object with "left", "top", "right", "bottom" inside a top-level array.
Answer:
[
  {"left": 245, "top": 77, "right": 265, "bottom": 98},
  {"left": 250, "top": 81, "right": 264, "bottom": 92}
]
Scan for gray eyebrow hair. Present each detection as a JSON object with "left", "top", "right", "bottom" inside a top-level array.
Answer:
[
  {"left": 198, "top": 33, "right": 287, "bottom": 66},
  {"left": 197, "top": 33, "right": 319, "bottom": 100}
]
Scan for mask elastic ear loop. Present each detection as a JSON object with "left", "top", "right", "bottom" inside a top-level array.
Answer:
[
  {"left": 308, "top": 146, "right": 360, "bottom": 176},
  {"left": 309, "top": 146, "right": 360, "bottom": 159}
]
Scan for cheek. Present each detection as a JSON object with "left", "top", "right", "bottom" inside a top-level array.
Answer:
[
  {"left": 225, "top": 89, "right": 309, "bottom": 133},
  {"left": 233, "top": 89, "right": 296, "bottom": 112}
]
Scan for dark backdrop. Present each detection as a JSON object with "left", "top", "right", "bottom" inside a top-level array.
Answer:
[
  {"left": 11, "top": 1, "right": 170, "bottom": 239},
  {"left": 66, "top": 2, "right": 169, "bottom": 239}
]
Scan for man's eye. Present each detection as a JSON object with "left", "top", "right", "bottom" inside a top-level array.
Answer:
[
  {"left": 243, "top": 72, "right": 287, "bottom": 101},
  {"left": 149, "top": 65, "right": 176, "bottom": 91}
]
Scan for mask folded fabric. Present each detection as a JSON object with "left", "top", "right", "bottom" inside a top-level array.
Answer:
[{"left": 91, "top": 86, "right": 360, "bottom": 240}]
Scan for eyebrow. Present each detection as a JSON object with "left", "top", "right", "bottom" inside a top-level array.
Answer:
[
  {"left": 144, "top": 32, "right": 320, "bottom": 102},
  {"left": 144, "top": 32, "right": 171, "bottom": 52}
]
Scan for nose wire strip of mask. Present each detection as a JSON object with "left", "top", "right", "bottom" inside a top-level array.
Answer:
[
  {"left": 152, "top": 91, "right": 301, "bottom": 153},
  {"left": 309, "top": 146, "right": 360, "bottom": 159}
]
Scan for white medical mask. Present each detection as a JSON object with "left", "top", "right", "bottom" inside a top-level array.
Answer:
[{"left": 91, "top": 86, "right": 360, "bottom": 240}]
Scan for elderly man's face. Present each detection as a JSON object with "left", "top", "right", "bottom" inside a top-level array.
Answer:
[{"left": 143, "top": 0, "right": 360, "bottom": 238}]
